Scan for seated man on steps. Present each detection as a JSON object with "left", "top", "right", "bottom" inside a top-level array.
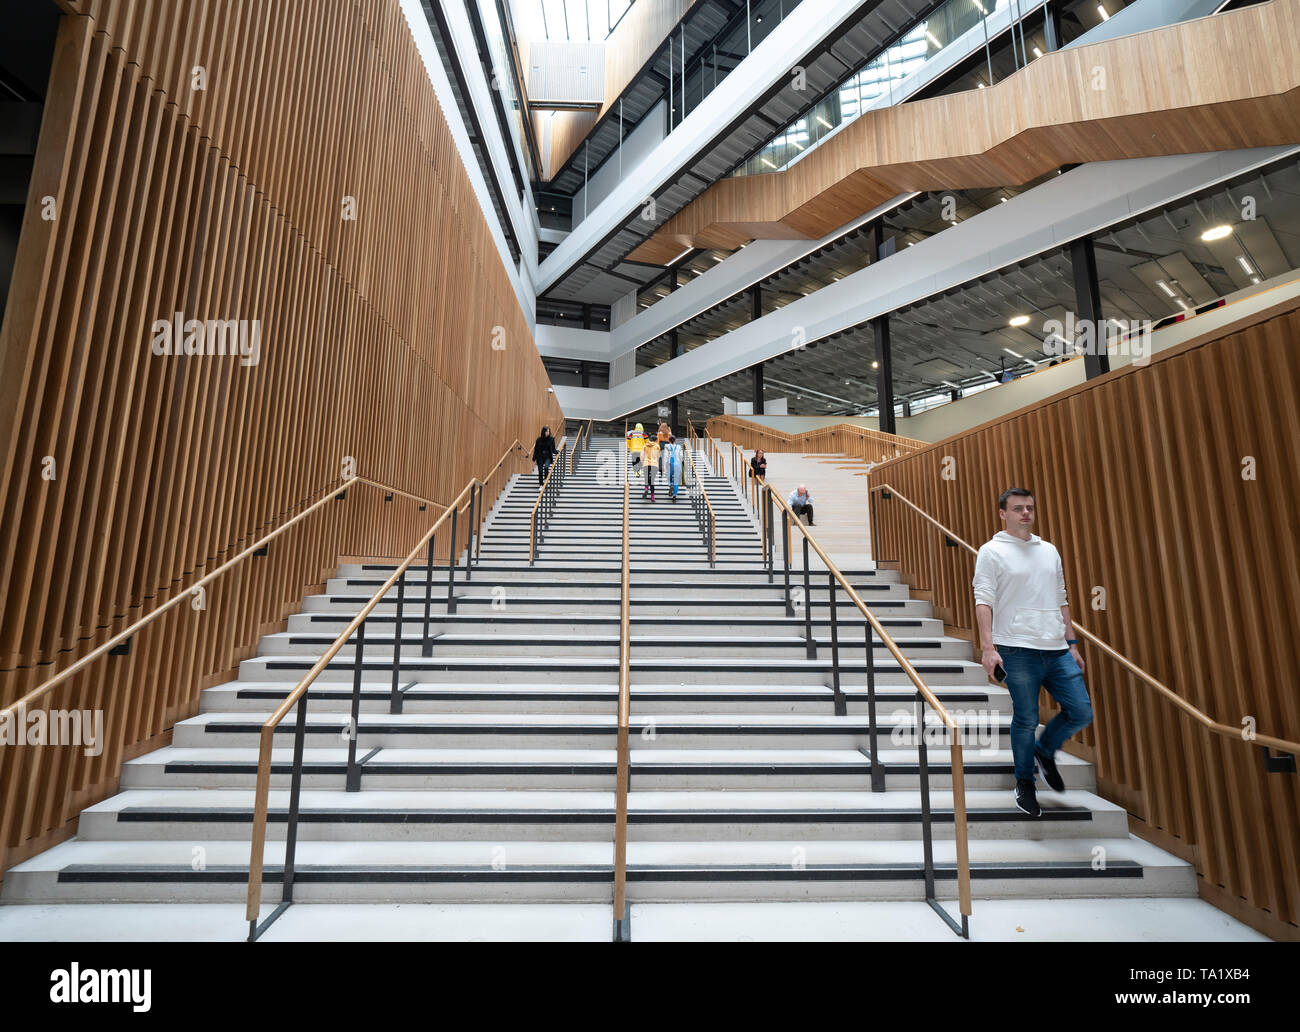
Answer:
[
  {"left": 788, "top": 485, "right": 814, "bottom": 525},
  {"left": 972, "top": 486, "right": 1093, "bottom": 819}
]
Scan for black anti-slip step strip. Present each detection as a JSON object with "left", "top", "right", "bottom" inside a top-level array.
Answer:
[
  {"left": 625, "top": 860, "right": 1143, "bottom": 882},
  {"left": 234, "top": 686, "right": 988, "bottom": 703},
  {"left": 259, "top": 657, "right": 965, "bottom": 674},
  {"left": 207, "top": 720, "right": 1007, "bottom": 737},
  {"left": 360, "top": 564, "right": 891, "bottom": 576},
  {"left": 160, "top": 759, "right": 1015, "bottom": 777},
  {"left": 305, "top": 614, "right": 928, "bottom": 627},
  {"left": 113, "top": 806, "right": 1095, "bottom": 825},
  {"left": 318, "top": 597, "right": 909, "bottom": 609},
  {"left": 55, "top": 859, "right": 1143, "bottom": 884},
  {"left": 338, "top": 578, "right": 887, "bottom": 592},
  {"left": 279, "top": 635, "right": 941, "bottom": 650}
]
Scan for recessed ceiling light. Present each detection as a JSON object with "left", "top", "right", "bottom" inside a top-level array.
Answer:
[
  {"left": 1032, "top": 46, "right": 1043, "bottom": 58},
  {"left": 976, "top": 81, "right": 985, "bottom": 89},
  {"left": 815, "top": 115, "right": 833, "bottom": 130},
  {"left": 1155, "top": 280, "right": 1176, "bottom": 297},
  {"left": 1175, "top": 298, "right": 1190, "bottom": 310},
  {"left": 1097, "top": 4, "right": 1110, "bottom": 20},
  {"left": 1200, "top": 224, "right": 1232, "bottom": 241},
  {"left": 872, "top": 361, "right": 879, "bottom": 369},
  {"left": 1236, "top": 254, "right": 1254, "bottom": 274},
  {"left": 1009, "top": 314, "right": 1031, "bottom": 327},
  {"left": 1003, "top": 347, "right": 1023, "bottom": 358},
  {"left": 1251, "top": 276, "right": 1260, "bottom": 284}
]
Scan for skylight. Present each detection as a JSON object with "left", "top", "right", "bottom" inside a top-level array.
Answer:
[{"left": 530, "top": 0, "right": 635, "bottom": 42}]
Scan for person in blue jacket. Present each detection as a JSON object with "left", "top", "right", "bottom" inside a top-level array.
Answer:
[{"left": 663, "top": 435, "right": 684, "bottom": 501}]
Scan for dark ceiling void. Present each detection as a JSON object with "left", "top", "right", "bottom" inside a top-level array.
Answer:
[{"left": 0, "top": 0, "right": 62, "bottom": 329}]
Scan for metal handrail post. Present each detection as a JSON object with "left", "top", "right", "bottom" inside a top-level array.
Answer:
[
  {"left": 802, "top": 536, "right": 815, "bottom": 658},
  {"left": 917, "top": 692, "right": 937, "bottom": 903},
  {"left": 465, "top": 484, "right": 477, "bottom": 581},
  {"left": 345, "top": 620, "right": 366, "bottom": 792},
  {"left": 446, "top": 505, "right": 459, "bottom": 611},
  {"left": 759, "top": 483, "right": 769, "bottom": 579},
  {"left": 828, "top": 572, "right": 845, "bottom": 715},
  {"left": 390, "top": 568, "right": 405, "bottom": 714},
  {"left": 421, "top": 533, "right": 435, "bottom": 657},
  {"left": 867, "top": 625, "right": 883, "bottom": 791},
  {"left": 782, "top": 509, "right": 793, "bottom": 615},
  {"left": 278, "top": 692, "right": 309, "bottom": 912}
]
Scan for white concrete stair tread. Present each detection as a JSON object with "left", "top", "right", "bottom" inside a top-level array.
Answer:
[
  {"left": 0, "top": 899, "right": 1257, "bottom": 942},
  {"left": 627, "top": 899, "right": 1260, "bottom": 942},
  {"left": 6, "top": 835, "right": 1185, "bottom": 876},
  {"left": 79, "top": 786, "right": 1119, "bottom": 815},
  {"left": 133, "top": 745, "right": 1062, "bottom": 769}
]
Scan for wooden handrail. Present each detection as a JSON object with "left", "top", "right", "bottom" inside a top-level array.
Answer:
[
  {"left": 765, "top": 486, "right": 972, "bottom": 920},
  {"left": 568, "top": 419, "right": 593, "bottom": 474},
  {"left": 244, "top": 441, "right": 526, "bottom": 922},
  {"left": 871, "top": 483, "right": 1300, "bottom": 757},
  {"left": 0, "top": 472, "right": 444, "bottom": 723},
  {"left": 709, "top": 414, "right": 927, "bottom": 453},
  {"left": 612, "top": 468, "right": 631, "bottom": 936}
]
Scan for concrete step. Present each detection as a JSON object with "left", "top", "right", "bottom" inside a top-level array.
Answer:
[
  {"left": 255, "top": 632, "right": 970, "bottom": 661},
  {"left": 286, "top": 612, "right": 949, "bottom": 637},
  {"left": 70, "top": 787, "right": 1130, "bottom": 842},
  {"left": 198, "top": 679, "right": 1007, "bottom": 715},
  {"left": 120, "top": 745, "right": 1094, "bottom": 791},
  {"left": 0, "top": 836, "right": 1196, "bottom": 905},
  {"left": 177, "top": 709, "right": 1022, "bottom": 751},
  {"left": 234, "top": 653, "right": 985, "bottom": 686}
]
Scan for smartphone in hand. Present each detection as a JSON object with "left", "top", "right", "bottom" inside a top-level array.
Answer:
[{"left": 993, "top": 663, "right": 1006, "bottom": 682}]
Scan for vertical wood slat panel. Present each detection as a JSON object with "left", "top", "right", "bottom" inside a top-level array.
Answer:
[
  {"left": 867, "top": 300, "right": 1300, "bottom": 938},
  {"left": 0, "top": 0, "right": 560, "bottom": 878}
]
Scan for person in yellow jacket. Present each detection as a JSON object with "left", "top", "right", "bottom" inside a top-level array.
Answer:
[
  {"left": 626, "top": 422, "right": 647, "bottom": 479},
  {"left": 641, "top": 437, "right": 660, "bottom": 500}
]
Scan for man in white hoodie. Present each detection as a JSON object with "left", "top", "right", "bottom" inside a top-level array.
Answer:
[{"left": 972, "top": 487, "right": 1092, "bottom": 818}]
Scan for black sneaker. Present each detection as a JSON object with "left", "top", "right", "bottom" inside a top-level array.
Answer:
[
  {"left": 1035, "top": 745, "right": 1065, "bottom": 792},
  {"left": 1014, "top": 779, "right": 1041, "bottom": 818}
]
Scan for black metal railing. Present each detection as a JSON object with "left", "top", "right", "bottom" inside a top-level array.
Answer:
[
  {"left": 568, "top": 419, "right": 592, "bottom": 474},
  {"left": 245, "top": 443, "right": 528, "bottom": 941},
  {"left": 719, "top": 457, "right": 972, "bottom": 937},
  {"left": 683, "top": 447, "right": 715, "bottom": 567},
  {"left": 529, "top": 441, "right": 568, "bottom": 564}
]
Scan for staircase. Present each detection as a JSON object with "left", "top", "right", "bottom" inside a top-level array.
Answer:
[{"left": 0, "top": 436, "right": 1198, "bottom": 932}]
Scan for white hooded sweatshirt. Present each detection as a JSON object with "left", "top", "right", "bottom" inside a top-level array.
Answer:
[{"left": 971, "top": 531, "right": 1069, "bottom": 650}]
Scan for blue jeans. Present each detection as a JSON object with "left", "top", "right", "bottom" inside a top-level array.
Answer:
[{"left": 998, "top": 645, "right": 1093, "bottom": 782}]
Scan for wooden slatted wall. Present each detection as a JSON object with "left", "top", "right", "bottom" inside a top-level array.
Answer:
[
  {"left": 867, "top": 296, "right": 1300, "bottom": 939},
  {"left": 0, "top": 0, "right": 562, "bottom": 879}
]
